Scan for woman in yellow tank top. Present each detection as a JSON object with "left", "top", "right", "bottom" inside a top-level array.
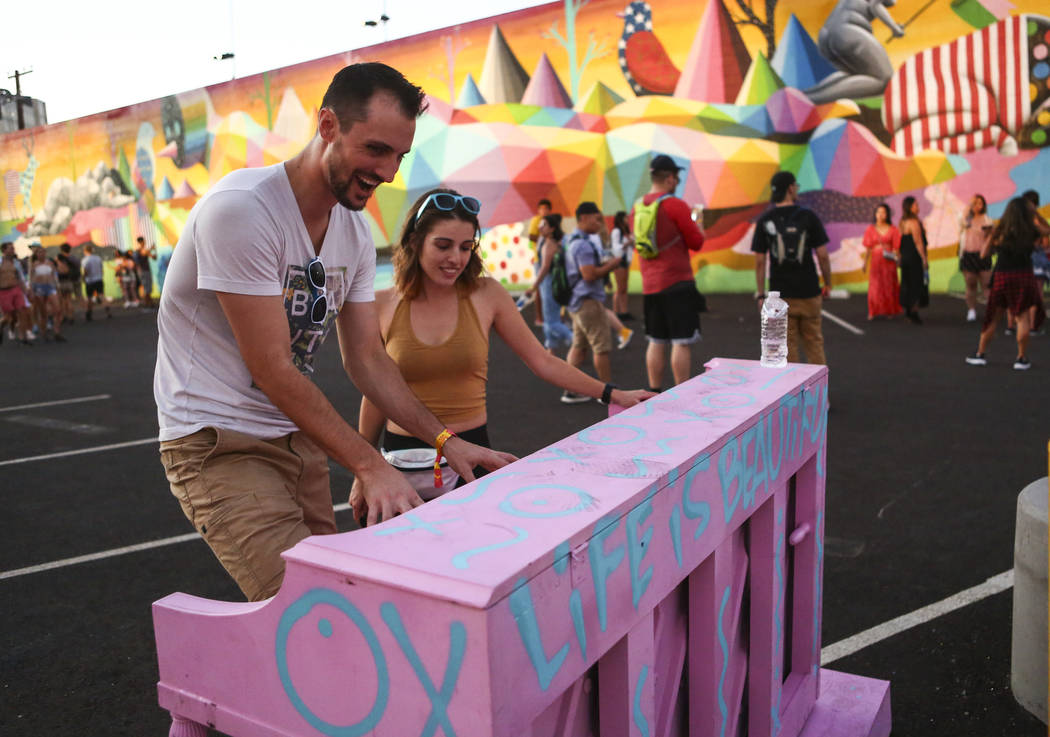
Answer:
[{"left": 352, "top": 188, "right": 653, "bottom": 511}]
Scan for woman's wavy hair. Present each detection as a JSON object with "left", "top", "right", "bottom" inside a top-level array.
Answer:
[
  {"left": 393, "top": 187, "right": 484, "bottom": 300},
  {"left": 989, "top": 196, "right": 1037, "bottom": 251},
  {"left": 613, "top": 210, "right": 631, "bottom": 235}
]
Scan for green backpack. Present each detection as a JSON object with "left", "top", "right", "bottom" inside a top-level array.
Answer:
[{"left": 633, "top": 194, "right": 675, "bottom": 259}]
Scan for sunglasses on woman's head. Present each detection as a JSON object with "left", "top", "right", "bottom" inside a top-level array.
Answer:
[
  {"left": 306, "top": 257, "right": 327, "bottom": 324},
  {"left": 414, "top": 193, "right": 482, "bottom": 225}
]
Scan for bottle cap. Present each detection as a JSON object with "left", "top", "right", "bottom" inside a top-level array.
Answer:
[{"left": 769, "top": 291, "right": 779, "bottom": 298}]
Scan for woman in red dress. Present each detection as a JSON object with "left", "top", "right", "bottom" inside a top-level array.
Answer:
[{"left": 862, "top": 203, "right": 903, "bottom": 319}]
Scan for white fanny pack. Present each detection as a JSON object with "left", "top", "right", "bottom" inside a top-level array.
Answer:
[{"left": 381, "top": 447, "right": 459, "bottom": 500}]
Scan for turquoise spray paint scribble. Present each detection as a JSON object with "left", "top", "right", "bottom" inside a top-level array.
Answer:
[
  {"left": 508, "top": 577, "right": 570, "bottom": 690},
  {"left": 682, "top": 460, "right": 712, "bottom": 540},
  {"left": 772, "top": 507, "right": 785, "bottom": 735},
  {"left": 451, "top": 525, "right": 528, "bottom": 569},
  {"left": 717, "top": 586, "right": 731, "bottom": 737},
  {"left": 701, "top": 391, "right": 755, "bottom": 410},
  {"left": 589, "top": 514, "right": 625, "bottom": 632},
  {"left": 669, "top": 506, "right": 683, "bottom": 567},
  {"left": 633, "top": 664, "right": 651, "bottom": 737},
  {"left": 275, "top": 589, "right": 389, "bottom": 737},
  {"left": 373, "top": 512, "right": 458, "bottom": 537},
  {"left": 527, "top": 447, "right": 593, "bottom": 464},
  {"left": 636, "top": 386, "right": 682, "bottom": 417},
  {"left": 380, "top": 603, "right": 465, "bottom": 737},
  {"left": 499, "top": 484, "right": 594, "bottom": 518},
  {"left": 699, "top": 368, "right": 751, "bottom": 387},
  {"left": 569, "top": 589, "right": 587, "bottom": 659},
  {"left": 553, "top": 540, "right": 571, "bottom": 575},
  {"left": 578, "top": 423, "right": 646, "bottom": 446},
  {"left": 440, "top": 471, "right": 524, "bottom": 506},
  {"left": 759, "top": 366, "right": 797, "bottom": 391},
  {"left": 626, "top": 484, "right": 658, "bottom": 608}
]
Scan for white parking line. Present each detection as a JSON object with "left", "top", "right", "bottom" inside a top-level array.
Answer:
[
  {"left": 821, "top": 569, "right": 1014, "bottom": 664},
  {"left": 0, "top": 437, "right": 159, "bottom": 467},
  {"left": 0, "top": 503, "right": 352, "bottom": 580},
  {"left": 821, "top": 309, "right": 865, "bottom": 336},
  {"left": 0, "top": 394, "right": 111, "bottom": 413}
]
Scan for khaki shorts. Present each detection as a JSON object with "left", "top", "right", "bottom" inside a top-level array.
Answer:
[
  {"left": 159, "top": 427, "right": 335, "bottom": 601},
  {"left": 570, "top": 298, "right": 612, "bottom": 354}
]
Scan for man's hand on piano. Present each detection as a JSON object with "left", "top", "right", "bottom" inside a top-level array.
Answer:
[{"left": 349, "top": 462, "right": 423, "bottom": 527}]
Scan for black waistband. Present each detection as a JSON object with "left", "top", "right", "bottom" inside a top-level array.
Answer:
[{"left": 382, "top": 424, "right": 490, "bottom": 451}]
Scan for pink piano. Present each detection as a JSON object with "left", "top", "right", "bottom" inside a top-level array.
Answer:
[{"left": 153, "top": 359, "right": 890, "bottom": 737}]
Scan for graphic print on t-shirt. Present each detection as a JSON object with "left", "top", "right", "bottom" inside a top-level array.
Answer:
[{"left": 282, "top": 262, "right": 347, "bottom": 374}]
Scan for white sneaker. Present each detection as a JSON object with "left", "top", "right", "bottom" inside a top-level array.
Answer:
[
  {"left": 966, "top": 308, "right": 976, "bottom": 322},
  {"left": 6, "top": 328, "right": 15, "bottom": 340},
  {"left": 560, "top": 391, "right": 591, "bottom": 404}
]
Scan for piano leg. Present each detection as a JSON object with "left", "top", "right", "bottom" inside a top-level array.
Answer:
[{"left": 169, "top": 715, "right": 208, "bottom": 737}]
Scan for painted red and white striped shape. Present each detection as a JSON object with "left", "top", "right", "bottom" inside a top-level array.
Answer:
[{"left": 883, "top": 15, "right": 1050, "bottom": 156}]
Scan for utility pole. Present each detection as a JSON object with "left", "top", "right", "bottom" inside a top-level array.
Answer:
[{"left": 8, "top": 68, "right": 31, "bottom": 130}]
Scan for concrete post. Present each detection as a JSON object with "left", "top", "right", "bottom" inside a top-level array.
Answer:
[{"left": 1011, "top": 475, "right": 1048, "bottom": 724}]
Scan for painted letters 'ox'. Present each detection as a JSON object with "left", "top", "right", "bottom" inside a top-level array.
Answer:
[{"left": 153, "top": 358, "right": 890, "bottom": 737}]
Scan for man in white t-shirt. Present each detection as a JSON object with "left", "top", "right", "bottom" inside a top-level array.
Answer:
[{"left": 155, "top": 63, "right": 515, "bottom": 601}]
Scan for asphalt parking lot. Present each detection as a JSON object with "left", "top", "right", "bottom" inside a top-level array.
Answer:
[{"left": 1, "top": 291, "right": 1046, "bottom": 736}]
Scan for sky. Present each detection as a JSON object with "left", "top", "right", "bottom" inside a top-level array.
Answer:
[{"left": 3, "top": 0, "right": 547, "bottom": 124}]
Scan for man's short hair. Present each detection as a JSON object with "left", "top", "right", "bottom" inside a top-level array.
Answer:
[
  {"left": 321, "top": 62, "right": 428, "bottom": 132},
  {"left": 537, "top": 199, "right": 552, "bottom": 209},
  {"left": 575, "top": 201, "right": 601, "bottom": 219},
  {"left": 136, "top": 236, "right": 146, "bottom": 244},
  {"left": 770, "top": 171, "right": 797, "bottom": 204},
  {"left": 60, "top": 242, "right": 71, "bottom": 253}
]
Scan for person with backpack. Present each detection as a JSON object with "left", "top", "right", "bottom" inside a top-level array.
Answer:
[
  {"left": 751, "top": 171, "right": 832, "bottom": 365},
  {"left": 561, "top": 201, "right": 625, "bottom": 403},
  {"left": 631, "top": 154, "right": 706, "bottom": 391},
  {"left": 522, "top": 213, "right": 574, "bottom": 352}
]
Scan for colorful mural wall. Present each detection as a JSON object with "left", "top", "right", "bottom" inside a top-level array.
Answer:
[{"left": 2, "top": 0, "right": 1049, "bottom": 294}]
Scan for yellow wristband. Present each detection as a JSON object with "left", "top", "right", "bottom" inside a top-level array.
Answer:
[{"left": 433, "top": 429, "right": 456, "bottom": 488}]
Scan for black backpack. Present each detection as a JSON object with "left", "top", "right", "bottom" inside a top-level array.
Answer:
[
  {"left": 550, "top": 245, "right": 572, "bottom": 306},
  {"left": 763, "top": 208, "right": 809, "bottom": 265},
  {"left": 551, "top": 234, "right": 601, "bottom": 306}
]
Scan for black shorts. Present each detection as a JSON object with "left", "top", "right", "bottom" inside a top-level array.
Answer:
[
  {"left": 959, "top": 252, "right": 992, "bottom": 273},
  {"left": 643, "top": 280, "right": 702, "bottom": 344},
  {"left": 85, "top": 280, "right": 104, "bottom": 299}
]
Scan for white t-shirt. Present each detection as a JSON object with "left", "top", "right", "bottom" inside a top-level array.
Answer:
[
  {"left": 154, "top": 163, "right": 376, "bottom": 441},
  {"left": 81, "top": 253, "right": 103, "bottom": 282}
]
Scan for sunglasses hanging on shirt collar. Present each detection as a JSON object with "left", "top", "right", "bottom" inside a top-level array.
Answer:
[{"left": 306, "top": 257, "right": 327, "bottom": 324}]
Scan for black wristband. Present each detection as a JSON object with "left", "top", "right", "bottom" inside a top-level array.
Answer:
[{"left": 599, "top": 383, "right": 616, "bottom": 405}]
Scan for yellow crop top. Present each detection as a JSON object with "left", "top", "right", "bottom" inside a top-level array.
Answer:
[{"left": 383, "top": 293, "right": 489, "bottom": 425}]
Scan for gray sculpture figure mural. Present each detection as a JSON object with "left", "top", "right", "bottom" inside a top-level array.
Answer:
[{"left": 805, "top": 0, "right": 905, "bottom": 104}]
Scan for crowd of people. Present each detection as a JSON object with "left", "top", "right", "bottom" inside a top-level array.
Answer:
[
  {"left": 13, "top": 61, "right": 1046, "bottom": 601},
  {"left": 857, "top": 187, "right": 1050, "bottom": 369},
  {"left": 0, "top": 237, "right": 158, "bottom": 345}
]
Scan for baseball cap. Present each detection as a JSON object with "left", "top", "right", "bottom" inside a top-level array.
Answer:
[
  {"left": 575, "top": 201, "right": 601, "bottom": 218},
  {"left": 770, "top": 171, "right": 797, "bottom": 201},
  {"left": 650, "top": 154, "right": 684, "bottom": 174}
]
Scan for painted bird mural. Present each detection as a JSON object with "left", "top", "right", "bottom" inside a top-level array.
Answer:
[{"left": 617, "top": 1, "right": 681, "bottom": 96}]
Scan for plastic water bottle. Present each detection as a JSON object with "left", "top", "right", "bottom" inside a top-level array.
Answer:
[{"left": 760, "top": 291, "right": 789, "bottom": 367}]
